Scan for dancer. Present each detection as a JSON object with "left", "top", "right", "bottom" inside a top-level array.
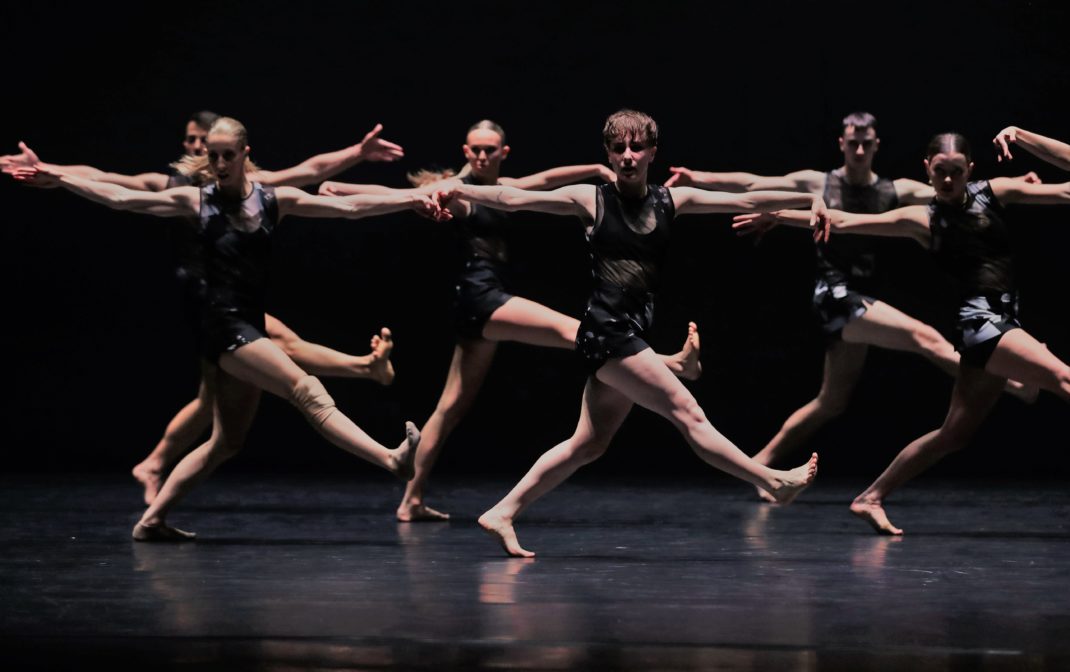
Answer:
[
  {"left": 665, "top": 112, "right": 1035, "bottom": 500},
  {"left": 324, "top": 120, "right": 702, "bottom": 522},
  {"left": 431, "top": 110, "right": 822, "bottom": 557},
  {"left": 11, "top": 116, "right": 441, "bottom": 541},
  {"left": 3, "top": 112, "right": 405, "bottom": 504},
  {"left": 732, "top": 132, "right": 1070, "bottom": 534}
]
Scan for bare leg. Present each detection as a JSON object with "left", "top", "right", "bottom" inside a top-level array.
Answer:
[
  {"left": 850, "top": 365, "right": 1004, "bottom": 535},
  {"left": 844, "top": 301, "right": 1036, "bottom": 401},
  {"left": 266, "top": 314, "right": 395, "bottom": 384},
  {"left": 132, "top": 364, "right": 215, "bottom": 505},
  {"left": 596, "top": 349, "right": 817, "bottom": 502},
  {"left": 397, "top": 338, "right": 498, "bottom": 521},
  {"left": 134, "top": 366, "right": 260, "bottom": 541},
  {"left": 479, "top": 377, "right": 635, "bottom": 557},
  {"left": 218, "top": 338, "right": 415, "bottom": 476},
  {"left": 985, "top": 328, "right": 1070, "bottom": 401},
  {"left": 752, "top": 340, "right": 867, "bottom": 478}
]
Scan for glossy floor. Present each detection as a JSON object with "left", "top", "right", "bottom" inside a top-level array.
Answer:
[{"left": 2, "top": 474, "right": 1068, "bottom": 670}]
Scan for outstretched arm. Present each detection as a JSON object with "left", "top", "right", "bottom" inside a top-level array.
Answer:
[
  {"left": 501, "top": 164, "right": 615, "bottom": 190},
  {"left": 252, "top": 124, "right": 404, "bottom": 188},
  {"left": 993, "top": 126, "right": 1070, "bottom": 171},
  {"left": 733, "top": 206, "right": 931, "bottom": 246},
  {"left": 670, "top": 187, "right": 828, "bottom": 241},
  {"left": 664, "top": 167, "right": 824, "bottom": 193},
  {"left": 990, "top": 176, "right": 1070, "bottom": 206},
  {"left": 275, "top": 185, "right": 443, "bottom": 220},
  {"left": 1, "top": 142, "right": 170, "bottom": 190},
  {"left": 10, "top": 165, "right": 197, "bottom": 217},
  {"left": 438, "top": 183, "right": 596, "bottom": 220}
]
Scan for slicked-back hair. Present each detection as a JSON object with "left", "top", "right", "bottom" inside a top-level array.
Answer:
[{"left": 926, "top": 133, "right": 972, "bottom": 162}]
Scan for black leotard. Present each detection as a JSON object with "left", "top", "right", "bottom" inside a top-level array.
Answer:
[
  {"left": 195, "top": 181, "right": 279, "bottom": 360},
  {"left": 927, "top": 180, "right": 1020, "bottom": 366},
  {"left": 452, "top": 175, "right": 516, "bottom": 338},
  {"left": 576, "top": 183, "right": 674, "bottom": 372},
  {"left": 813, "top": 169, "right": 900, "bottom": 338}
]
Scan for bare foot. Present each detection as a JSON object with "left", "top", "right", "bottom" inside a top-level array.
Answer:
[
  {"left": 669, "top": 321, "right": 703, "bottom": 381},
  {"left": 367, "top": 327, "right": 395, "bottom": 386},
  {"left": 131, "top": 461, "right": 164, "bottom": 506},
  {"left": 755, "top": 485, "right": 777, "bottom": 503},
  {"left": 132, "top": 521, "right": 196, "bottom": 542},
  {"left": 850, "top": 497, "right": 903, "bottom": 535},
  {"left": 390, "top": 421, "right": 419, "bottom": 481},
  {"left": 767, "top": 452, "right": 818, "bottom": 505},
  {"left": 1005, "top": 379, "right": 1039, "bottom": 404},
  {"left": 397, "top": 501, "right": 450, "bottom": 522},
  {"left": 478, "top": 510, "right": 535, "bottom": 558}
]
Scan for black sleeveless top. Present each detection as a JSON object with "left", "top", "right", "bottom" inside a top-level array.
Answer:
[
  {"left": 928, "top": 180, "right": 1015, "bottom": 300},
  {"left": 589, "top": 183, "right": 674, "bottom": 293},
  {"left": 198, "top": 182, "right": 280, "bottom": 314},
  {"left": 459, "top": 175, "right": 509, "bottom": 263},
  {"left": 817, "top": 169, "right": 899, "bottom": 286}
]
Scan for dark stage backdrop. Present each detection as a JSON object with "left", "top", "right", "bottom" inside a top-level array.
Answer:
[{"left": 2, "top": 0, "right": 1068, "bottom": 480}]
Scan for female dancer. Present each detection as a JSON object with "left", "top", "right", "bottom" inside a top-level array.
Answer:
[
  {"left": 434, "top": 110, "right": 822, "bottom": 557},
  {"left": 323, "top": 120, "right": 702, "bottom": 522},
  {"left": 11, "top": 117, "right": 440, "bottom": 541},
  {"left": 733, "top": 132, "right": 1070, "bottom": 534},
  {"left": 665, "top": 112, "right": 1035, "bottom": 501},
  {"left": 3, "top": 115, "right": 405, "bottom": 504}
]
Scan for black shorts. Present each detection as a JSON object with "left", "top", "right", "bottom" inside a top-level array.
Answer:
[
  {"left": 199, "top": 304, "right": 267, "bottom": 363},
  {"left": 812, "top": 277, "right": 873, "bottom": 340},
  {"left": 576, "top": 282, "right": 655, "bottom": 374},
  {"left": 454, "top": 257, "right": 515, "bottom": 339},
  {"left": 955, "top": 293, "right": 1021, "bottom": 368}
]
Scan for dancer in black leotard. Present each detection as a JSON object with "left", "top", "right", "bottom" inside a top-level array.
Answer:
[
  {"left": 733, "top": 132, "right": 1070, "bottom": 534},
  {"left": 434, "top": 110, "right": 823, "bottom": 557},
  {"left": 11, "top": 116, "right": 444, "bottom": 541},
  {"left": 323, "top": 119, "right": 703, "bottom": 522},
  {"left": 2, "top": 112, "right": 403, "bottom": 504},
  {"left": 665, "top": 112, "right": 1037, "bottom": 501}
]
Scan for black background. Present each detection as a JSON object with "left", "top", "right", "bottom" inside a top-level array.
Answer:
[{"left": 2, "top": 0, "right": 1068, "bottom": 480}]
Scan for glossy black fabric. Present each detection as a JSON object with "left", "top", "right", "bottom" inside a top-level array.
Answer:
[
  {"left": 956, "top": 293, "right": 1022, "bottom": 367},
  {"left": 196, "top": 182, "right": 279, "bottom": 361},
  {"left": 928, "top": 181, "right": 1016, "bottom": 300},
  {"left": 453, "top": 257, "right": 515, "bottom": 339},
  {"left": 459, "top": 175, "right": 510, "bottom": 263},
  {"left": 813, "top": 170, "right": 899, "bottom": 337},
  {"left": 576, "top": 184, "right": 673, "bottom": 372}
]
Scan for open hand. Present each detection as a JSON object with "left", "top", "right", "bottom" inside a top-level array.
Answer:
[
  {"left": 357, "top": 124, "right": 404, "bottom": 163},
  {"left": 664, "top": 166, "right": 694, "bottom": 188},
  {"left": 0, "top": 141, "right": 41, "bottom": 173}
]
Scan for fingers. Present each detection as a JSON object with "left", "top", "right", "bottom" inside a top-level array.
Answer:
[{"left": 363, "top": 123, "right": 384, "bottom": 141}]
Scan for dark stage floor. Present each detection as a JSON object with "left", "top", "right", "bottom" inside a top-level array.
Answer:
[{"left": 2, "top": 473, "right": 1069, "bottom": 671}]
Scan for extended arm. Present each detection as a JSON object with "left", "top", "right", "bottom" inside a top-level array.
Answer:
[
  {"left": 670, "top": 186, "right": 828, "bottom": 240},
  {"left": 664, "top": 166, "right": 824, "bottom": 193},
  {"left": 993, "top": 126, "right": 1070, "bottom": 171},
  {"left": 252, "top": 124, "right": 404, "bottom": 188},
  {"left": 733, "top": 205, "right": 931, "bottom": 246},
  {"left": 990, "top": 176, "right": 1070, "bottom": 206},
  {"left": 501, "top": 164, "right": 615, "bottom": 190},
  {"left": 1, "top": 142, "right": 170, "bottom": 190},
  {"left": 11, "top": 165, "right": 197, "bottom": 217},
  {"left": 276, "top": 185, "right": 442, "bottom": 220},
  {"left": 439, "top": 183, "right": 595, "bottom": 219}
]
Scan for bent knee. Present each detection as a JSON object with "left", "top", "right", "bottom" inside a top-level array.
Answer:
[
  {"left": 814, "top": 393, "right": 850, "bottom": 419},
  {"left": 913, "top": 325, "right": 952, "bottom": 356},
  {"left": 570, "top": 436, "right": 611, "bottom": 463},
  {"left": 670, "top": 397, "right": 708, "bottom": 431},
  {"left": 290, "top": 376, "right": 337, "bottom": 426}
]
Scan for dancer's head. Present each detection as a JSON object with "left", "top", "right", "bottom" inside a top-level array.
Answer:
[
  {"left": 924, "top": 133, "right": 973, "bottom": 204},
  {"left": 603, "top": 109, "right": 658, "bottom": 187},
  {"left": 838, "top": 111, "right": 879, "bottom": 171},
  {"left": 182, "top": 110, "right": 220, "bottom": 157},
  {"left": 462, "top": 120, "right": 510, "bottom": 182},
  {"left": 173, "top": 116, "right": 259, "bottom": 187}
]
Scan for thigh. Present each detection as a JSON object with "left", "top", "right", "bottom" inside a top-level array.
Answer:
[
  {"left": 985, "top": 328, "right": 1068, "bottom": 392},
  {"left": 218, "top": 338, "right": 308, "bottom": 400},
  {"left": 482, "top": 297, "right": 579, "bottom": 349},
  {"left": 575, "top": 376, "right": 635, "bottom": 443},
  {"left": 820, "top": 339, "right": 869, "bottom": 396},
  {"left": 595, "top": 348, "right": 696, "bottom": 419},
  {"left": 842, "top": 300, "right": 942, "bottom": 350},
  {"left": 944, "top": 363, "right": 1005, "bottom": 432},
  {"left": 437, "top": 338, "right": 499, "bottom": 409},
  {"left": 263, "top": 313, "right": 298, "bottom": 341}
]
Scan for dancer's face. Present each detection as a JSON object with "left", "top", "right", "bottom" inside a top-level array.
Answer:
[
  {"left": 838, "top": 125, "right": 879, "bottom": 170},
  {"left": 606, "top": 133, "right": 656, "bottom": 186},
  {"left": 206, "top": 133, "right": 249, "bottom": 188},
  {"left": 183, "top": 122, "right": 210, "bottom": 157},
  {"left": 925, "top": 151, "right": 973, "bottom": 204},
  {"left": 463, "top": 129, "right": 509, "bottom": 181}
]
